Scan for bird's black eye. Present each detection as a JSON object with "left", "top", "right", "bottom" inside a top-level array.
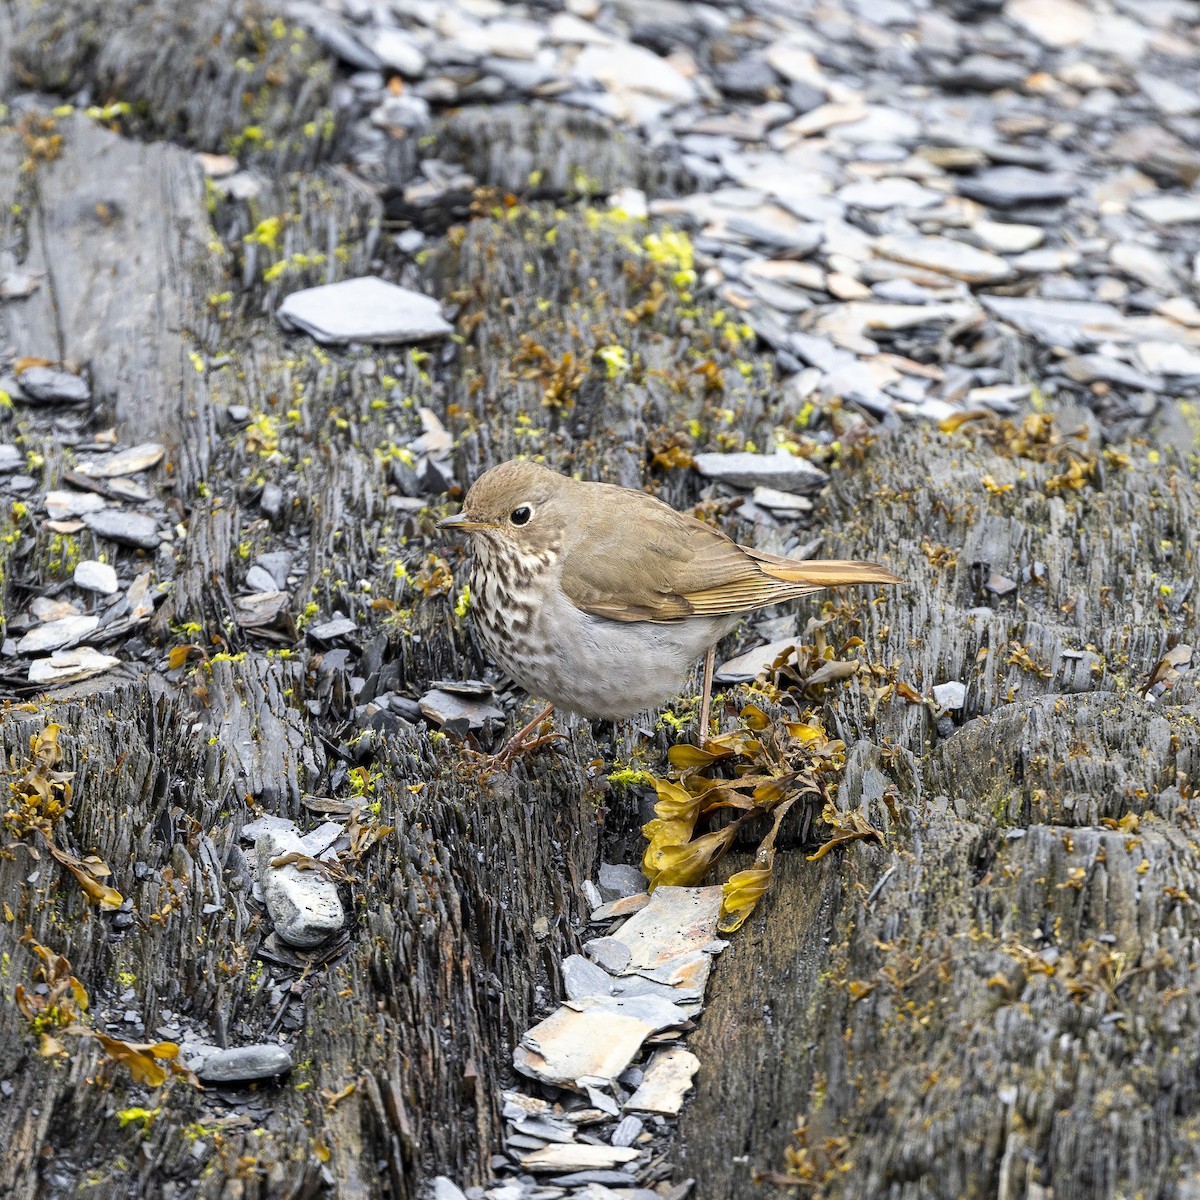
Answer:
[{"left": 510, "top": 505, "right": 532, "bottom": 526}]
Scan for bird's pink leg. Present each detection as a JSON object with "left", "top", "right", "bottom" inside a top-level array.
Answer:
[
  {"left": 492, "top": 702, "right": 562, "bottom": 767},
  {"left": 697, "top": 645, "right": 716, "bottom": 747}
]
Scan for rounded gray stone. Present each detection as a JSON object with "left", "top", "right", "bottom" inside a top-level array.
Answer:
[
  {"left": 195, "top": 1044, "right": 294, "bottom": 1083},
  {"left": 74, "top": 560, "right": 119, "bottom": 595},
  {"left": 256, "top": 829, "right": 345, "bottom": 948}
]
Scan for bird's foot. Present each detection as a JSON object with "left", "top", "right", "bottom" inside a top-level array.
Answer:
[
  {"left": 490, "top": 730, "right": 566, "bottom": 769},
  {"left": 488, "top": 703, "right": 564, "bottom": 770}
]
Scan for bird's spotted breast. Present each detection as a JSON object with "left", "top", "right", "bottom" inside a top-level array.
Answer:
[
  {"left": 468, "top": 535, "right": 558, "bottom": 687},
  {"left": 465, "top": 531, "right": 736, "bottom": 719}
]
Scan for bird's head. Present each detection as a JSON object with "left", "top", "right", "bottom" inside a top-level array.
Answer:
[{"left": 439, "top": 460, "right": 571, "bottom": 556}]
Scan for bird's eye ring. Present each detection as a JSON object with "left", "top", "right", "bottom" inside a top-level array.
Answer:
[{"left": 510, "top": 505, "right": 532, "bottom": 526}]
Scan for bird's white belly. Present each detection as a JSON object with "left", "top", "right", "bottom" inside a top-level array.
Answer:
[{"left": 478, "top": 584, "right": 736, "bottom": 720}]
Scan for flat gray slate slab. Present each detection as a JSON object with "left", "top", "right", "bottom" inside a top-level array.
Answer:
[
  {"left": 956, "top": 166, "right": 1078, "bottom": 208},
  {"left": 27, "top": 647, "right": 120, "bottom": 686},
  {"left": 17, "top": 366, "right": 91, "bottom": 405},
  {"left": 693, "top": 449, "right": 829, "bottom": 492},
  {"left": 75, "top": 442, "right": 164, "bottom": 479},
  {"left": 83, "top": 510, "right": 160, "bottom": 550},
  {"left": 623, "top": 1047, "right": 700, "bottom": 1116},
  {"left": 17, "top": 615, "right": 100, "bottom": 654},
  {"left": 276, "top": 276, "right": 453, "bottom": 345}
]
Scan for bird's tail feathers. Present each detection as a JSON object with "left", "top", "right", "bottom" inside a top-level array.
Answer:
[{"left": 755, "top": 554, "right": 902, "bottom": 588}]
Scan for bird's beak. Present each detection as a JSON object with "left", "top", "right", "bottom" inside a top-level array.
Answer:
[{"left": 438, "top": 512, "right": 492, "bottom": 531}]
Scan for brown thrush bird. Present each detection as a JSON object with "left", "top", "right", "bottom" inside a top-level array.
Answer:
[{"left": 439, "top": 460, "right": 900, "bottom": 758}]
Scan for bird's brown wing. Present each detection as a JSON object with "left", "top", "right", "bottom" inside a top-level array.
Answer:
[{"left": 559, "top": 486, "right": 899, "bottom": 624}]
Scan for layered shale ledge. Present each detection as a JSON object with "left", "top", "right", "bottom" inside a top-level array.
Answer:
[{"left": 3, "top": 0, "right": 1200, "bottom": 1198}]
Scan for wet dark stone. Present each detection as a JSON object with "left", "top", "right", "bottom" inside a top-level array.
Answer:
[
  {"left": 785, "top": 80, "right": 825, "bottom": 114},
  {"left": 195, "top": 1044, "right": 294, "bottom": 1083},
  {"left": 549, "top": 1170, "right": 640, "bottom": 1186},
  {"left": 957, "top": 166, "right": 1076, "bottom": 209},
  {"left": 715, "top": 55, "right": 780, "bottom": 99},
  {"left": 938, "top": 54, "right": 1028, "bottom": 92}
]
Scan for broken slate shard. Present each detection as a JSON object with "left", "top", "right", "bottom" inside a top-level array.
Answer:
[
  {"left": 27, "top": 647, "right": 120, "bottom": 685},
  {"left": 715, "top": 638, "right": 797, "bottom": 685},
  {"left": 520, "top": 1142, "right": 643, "bottom": 1171},
  {"left": 590, "top": 894, "right": 650, "bottom": 922},
  {"left": 588, "top": 885, "right": 725, "bottom": 993},
  {"left": 241, "top": 813, "right": 300, "bottom": 843},
  {"left": 276, "top": 276, "right": 453, "bottom": 345},
  {"left": 245, "top": 565, "right": 279, "bottom": 593},
  {"left": 956, "top": 167, "right": 1077, "bottom": 209},
  {"left": 978, "top": 296, "right": 1128, "bottom": 350},
  {"left": 254, "top": 552, "right": 293, "bottom": 588},
  {"left": 83, "top": 510, "right": 160, "bottom": 550},
  {"left": 234, "top": 591, "right": 290, "bottom": 628},
  {"left": 45, "top": 490, "right": 107, "bottom": 520},
  {"left": 623, "top": 1047, "right": 700, "bottom": 1116},
  {"left": 16, "top": 366, "right": 91, "bottom": 405},
  {"left": 752, "top": 486, "right": 813, "bottom": 515},
  {"left": 611, "top": 1113, "right": 644, "bottom": 1148},
  {"left": 255, "top": 828, "right": 345, "bottom": 949},
  {"left": 693, "top": 450, "right": 828, "bottom": 492},
  {"left": 16, "top": 615, "right": 100, "bottom": 654},
  {"left": 598, "top": 862, "right": 648, "bottom": 900},
  {"left": 874, "top": 234, "right": 1014, "bottom": 285},
  {"left": 1131, "top": 195, "right": 1200, "bottom": 226},
  {"left": 1135, "top": 342, "right": 1200, "bottom": 377},
  {"left": 932, "top": 681, "right": 968, "bottom": 711},
  {"left": 31, "top": 598, "right": 80, "bottom": 622},
  {"left": 75, "top": 442, "right": 165, "bottom": 479},
  {"left": 126, "top": 571, "right": 155, "bottom": 620},
  {"left": 513, "top": 994, "right": 689, "bottom": 1090},
  {"left": 105, "top": 478, "right": 151, "bottom": 504},
  {"left": 515, "top": 1004, "right": 647, "bottom": 1088},
  {"left": 563, "top": 952, "right": 706, "bottom": 1012},
  {"left": 305, "top": 616, "right": 359, "bottom": 642},
  {"left": 418, "top": 688, "right": 505, "bottom": 731},
  {"left": 519, "top": 1145, "right": 641, "bottom": 1173},
  {"left": 301, "top": 820, "right": 345, "bottom": 858}
]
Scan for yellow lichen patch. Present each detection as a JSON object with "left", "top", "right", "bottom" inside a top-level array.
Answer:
[
  {"left": 245, "top": 413, "right": 280, "bottom": 456},
  {"left": 595, "top": 344, "right": 629, "bottom": 379}
]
